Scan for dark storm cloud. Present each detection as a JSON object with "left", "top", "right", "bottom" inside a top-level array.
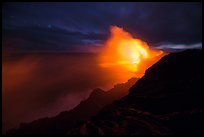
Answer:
[
  {"left": 3, "top": 25, "right": 107, "bottom": 51},
  {"left": 2, "top": 2, "right": 202, "bottom": 51},
  {"left": 113, "top": 3, "right": 202, "bottom": 44}
]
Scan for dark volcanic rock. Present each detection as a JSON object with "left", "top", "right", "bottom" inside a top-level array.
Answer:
[
  {"left": 67, "top": 50, "right": 202, "bottom": 135},
  {"left": 7, "top": 50, "right": 202, "bottom": 135},
  {"left": 7, "top": 77, "right": 137, "bottom": 135}
]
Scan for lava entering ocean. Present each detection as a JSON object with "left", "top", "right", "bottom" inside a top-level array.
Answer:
[{"left": 99, "top": 26, "right": 167, "bottom": 79}]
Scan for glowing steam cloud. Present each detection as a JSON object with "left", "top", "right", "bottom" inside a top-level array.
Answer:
[{"left": 99, "top": 26, "right": 167, "bottom": 79}]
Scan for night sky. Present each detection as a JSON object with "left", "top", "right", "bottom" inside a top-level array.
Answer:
[{"left": 2, "top": 2, "right": 202, "bottom": 52}]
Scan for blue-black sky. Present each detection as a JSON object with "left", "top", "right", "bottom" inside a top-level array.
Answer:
[{"left": 2, "top": 2, "right": 202, "bottom": 52}]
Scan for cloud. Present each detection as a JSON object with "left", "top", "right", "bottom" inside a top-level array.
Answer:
[
  {"left": 2, "top": 25, "right": 107, "bottom": 52},
  {"left": 153, "top": 43, "right": 202, "bottom": 52},
  {"left": 2, "top": 2, "right": 202, "bottom": 52}
]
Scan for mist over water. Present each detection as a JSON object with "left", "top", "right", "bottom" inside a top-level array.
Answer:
[{"left": 2, "top": 52, "right": 136, "bottom": 133}]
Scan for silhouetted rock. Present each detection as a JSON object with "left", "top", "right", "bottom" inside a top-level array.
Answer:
[
  {"left": 7, "top": 77, "right": 137, "bottom": 135},
  {"left": 7, "top": 49, "right": 202, "bottom": 135},
  {"left": 67, "top": 49, "right": 202, "bottom": 135}
]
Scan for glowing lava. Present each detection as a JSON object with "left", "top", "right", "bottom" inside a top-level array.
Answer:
[{"left": 99, "top": 26, "right": 167, "bottom": 79}]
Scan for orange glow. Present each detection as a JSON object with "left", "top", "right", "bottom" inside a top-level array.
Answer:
[{"left": 99, "top": 26, "right": 167, "bottom": 80}]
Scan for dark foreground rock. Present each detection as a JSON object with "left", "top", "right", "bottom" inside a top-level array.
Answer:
[
  {"left": 8, "top": 50, "right": 202, "bottom": 135},
  {"left": 67, "top": 50, "right": 202, "bottom": 135},
  {"left": 7, "top": 77, "right": 137, "bottom": 135}
]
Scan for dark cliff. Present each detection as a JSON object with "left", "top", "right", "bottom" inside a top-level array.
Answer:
[
  {"left": 67, "top": 50, "right": 202, "bottom": 135},
  {"left": 7, "top": 77, "right": 137, "bottom": 135},
  {"left": 7, "top": 50, "right": 202, "bottom": 135}
]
